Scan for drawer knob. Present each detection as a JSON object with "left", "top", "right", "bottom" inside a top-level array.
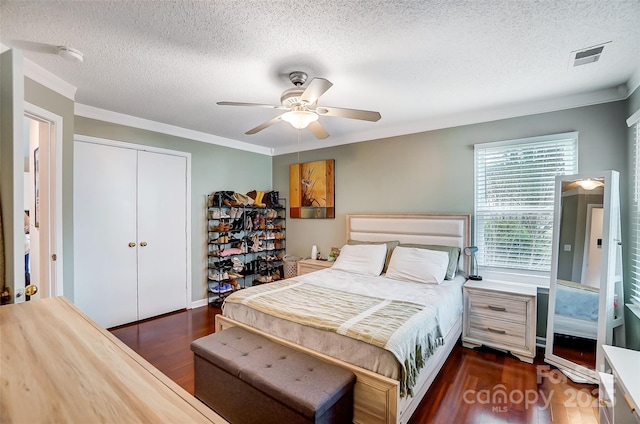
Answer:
[
  {"left": 488, "top": 305, "right": 507, "bottom": 312},
  {"left": 487, "top": 327, "right": 507, "bottom": 334}
]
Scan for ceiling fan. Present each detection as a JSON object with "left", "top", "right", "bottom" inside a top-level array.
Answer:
[{"left": 217, "top": 71, "right": 381, "bottom": 139}]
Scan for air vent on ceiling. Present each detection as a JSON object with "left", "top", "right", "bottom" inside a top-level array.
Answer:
[{"left": 570, "top": 42, "right": 609, "bottom": 67}]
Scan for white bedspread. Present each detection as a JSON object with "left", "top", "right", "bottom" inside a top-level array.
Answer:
[{"left": 223, "top": 268, "right": 464, "bottom": 396}]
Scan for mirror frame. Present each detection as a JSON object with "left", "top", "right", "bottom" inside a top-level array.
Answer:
[{"left": 544, "top": 170, "right": 624, "bottom": 383}]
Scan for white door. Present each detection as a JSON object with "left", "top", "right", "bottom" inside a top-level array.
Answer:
[
  {"left": 582, "top": 206, "right": 604, "bottom": 289},
  {"left": 137, "top": 151, "right": 187, "bottom": 320},
  {"left": 74, "top": 142, "right": 139, "bottom": 328}
]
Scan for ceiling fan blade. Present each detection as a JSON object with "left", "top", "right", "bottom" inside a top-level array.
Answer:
[
  {"left": 315, "top": 106, "right": 381, "bottom": 122},
  {"left": 245, "top": 115, "right": 283, "bottom": 135},
  {"left": 300, "top": 78, "right": 333, "bottom": 105},
  {"left": 217, "top": 101, "right": 286, "bottom": 109},
  {"left": 308, "top": 121, "right": 329, "bottom": 139}
]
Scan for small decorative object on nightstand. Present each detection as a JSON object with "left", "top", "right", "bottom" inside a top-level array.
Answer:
[
  {"left": 462, "top": 279, "right": 537, "bottom": 363},
  {"left": 463, "top": 246, "right": 482, "bottom": 280},
  {"left": 297, "top": 258, "right": 333, "bottom": 276}
]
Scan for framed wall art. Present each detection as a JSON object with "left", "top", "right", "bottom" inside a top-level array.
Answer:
[{"left": 289, "top": 159, "right": 335, "bottom": 219}]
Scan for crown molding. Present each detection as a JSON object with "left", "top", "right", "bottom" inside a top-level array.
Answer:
[
  {"left": 272, "top": 85, "right": 629, "bottom": 156},
  {"left": 1, "top": 43, "right": 77, "bottom": 100},
  {"left": 74, "top": 103, "right": 273, "bottom": 156},
  {"left": 24, "top": 59, "right": 77, "bottom": 100},
  {"left": 627, "top": 68, "right": 640, "bottom": 96}
]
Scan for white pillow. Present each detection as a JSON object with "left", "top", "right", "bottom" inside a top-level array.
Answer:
[
  {"left": 331, "top": 243, "right": 387, "bottom": 276},
  {"left": 385, "top": 246, "right": 449, "bottom": 284}
]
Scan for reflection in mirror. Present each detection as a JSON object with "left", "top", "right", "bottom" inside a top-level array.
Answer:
[
  {"left": 552, "top": 180, "right": 604, "bottom": 372},
  {"left": 545, "top": 171, "right": 625, "bottom": 384}
]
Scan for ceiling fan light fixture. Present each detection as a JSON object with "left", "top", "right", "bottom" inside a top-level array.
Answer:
[{"left": 281, "top": 110, "right": 318, "bottom": 129}]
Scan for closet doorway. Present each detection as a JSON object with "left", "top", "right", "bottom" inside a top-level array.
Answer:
[
  {"left": 73, "top": 136, "right": 191, "bottom": 329},
  {"left": 23, "top": 103, "right": 63, "bottom": 301}
]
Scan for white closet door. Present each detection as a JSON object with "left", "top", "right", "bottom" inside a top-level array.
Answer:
[
  {"left": 136, "top": 151, "right": 187, "bottom": 320},
  {"left": 74, "top": 142, "right": 139, "bottom": 328}
]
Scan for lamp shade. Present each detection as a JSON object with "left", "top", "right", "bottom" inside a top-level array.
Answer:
[
  {"left": 463, "top": 246, "right": 478, "bottom": 256},
  {"left": 281, "top": 110, "right": 318, "bottom": 129}
]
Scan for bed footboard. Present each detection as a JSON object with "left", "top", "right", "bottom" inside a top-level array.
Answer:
[{"left": 215, "top": 314, "right": 399, "bottom": 424}]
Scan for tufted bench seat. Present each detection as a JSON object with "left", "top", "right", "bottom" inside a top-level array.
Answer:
[{"left": 191, "top": 326, "right": 355, "bottom": 424}]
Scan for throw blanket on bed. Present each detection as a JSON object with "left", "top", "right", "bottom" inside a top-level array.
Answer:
[
  {"left": 223, "top": 278, "right": 444, "bottom": 397},
  {"left": 555, "top": 280, "right": 599, "bottom": 321}
]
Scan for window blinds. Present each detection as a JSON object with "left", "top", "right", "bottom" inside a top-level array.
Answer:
[
  {"left": 474, "top": 133, "right": 578, "bottom": 272},
  {"left": 631, "top": 120, "right": 640, "bottom": 307}
]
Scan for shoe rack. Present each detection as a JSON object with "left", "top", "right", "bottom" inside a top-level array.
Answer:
[{"left": 206, "top": 192, "right": 286, "bottom": 307}]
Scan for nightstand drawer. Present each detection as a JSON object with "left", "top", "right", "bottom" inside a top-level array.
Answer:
[
  {"left": 468, "top": 315, "right": 527, "bottom": 349},
  {"left": 297, "top": 259, "right": 333, "bottom": 276},
  {"left": 467, "top": 291, "right": 527, "bottom": 323}
]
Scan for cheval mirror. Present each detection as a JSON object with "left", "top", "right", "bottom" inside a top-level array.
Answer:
[{"left": 545, "top": 170, "right": 625, "bottom": 383}]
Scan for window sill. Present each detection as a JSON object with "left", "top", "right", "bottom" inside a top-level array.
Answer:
[{"left": 479, "top": 268, "right": 550, "bottom": 288}]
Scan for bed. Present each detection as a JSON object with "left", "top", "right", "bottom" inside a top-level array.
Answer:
[
  {"left": 553, "top": 279, "right": 599, "bottom": 340},
  {"left": 216, "top": 213, "right": 470, "bottom": 424}
]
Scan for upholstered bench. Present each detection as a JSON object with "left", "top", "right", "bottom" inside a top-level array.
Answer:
[{"left": 191, "top": 326, "right": 355, "bottom": 424}]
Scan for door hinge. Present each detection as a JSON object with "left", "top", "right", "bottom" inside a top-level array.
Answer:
[{"left": 51, "top": 254, "right": 57, "bottom": 261}]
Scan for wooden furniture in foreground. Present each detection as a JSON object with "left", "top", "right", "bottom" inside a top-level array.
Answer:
[
  {"left": 297, "top": 258, "right": 333, "bottom": 275},
  {"left": 599, "top": 345, "right": 640, "bottom": 424},
  {"left": 463, "top": 279, "right": 537, "bottom": 363},
  {"left": 0, "top": 296, "right": 225, "bottom": 424}
]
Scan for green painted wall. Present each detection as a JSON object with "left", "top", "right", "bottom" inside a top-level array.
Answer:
[
  {"left": 274, "top": 99, "right": 631, "bottom": 344},
  {"left": 74, "top": 117, "right": 272, "bottom": 302}
]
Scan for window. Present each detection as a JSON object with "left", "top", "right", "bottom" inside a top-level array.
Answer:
[
  {"left": 630, "top": 119, "right": 640, "bottom": 309},
  {"left": 474, "top": 132, "right": 578, "bottom": 273}
]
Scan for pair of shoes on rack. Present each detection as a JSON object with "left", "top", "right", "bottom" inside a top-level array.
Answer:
[
  {"left": 264, "top": 209, "right": 278, "bottom": 220},
  {"left": 213, "top": 235, "right": 229, "bottom": 244},
  {"left": 232, "top": 257, "right": 244, "bottom": 272},
  {"left": 209, "top": 270, "right": 229, "bottom": 281},
  {"left": 229, "top": 207, "right": 243, "bottom": 219},
  {"left": 256, "top": 274, "right": 273, "bottom": 284},
  {"left": 209, "top": 209, "right": 230, "bottom": 219},
  {"left": 209, "top": 282, "right": 234, "bottom": 293},
  {"left": 212, "top": 223, "right": 230, "bottom": 232}
]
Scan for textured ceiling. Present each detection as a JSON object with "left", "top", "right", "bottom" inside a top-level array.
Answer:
[{"left": 1, "top": 0, "right": 639, "bottom": 155}]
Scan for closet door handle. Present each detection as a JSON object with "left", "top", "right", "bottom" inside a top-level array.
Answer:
[
  {"left": 140, "top": 241, "right": 148, "bottom": 247},
  {"left": 128, "top": 242, "right": 136, "bottom": 247}
]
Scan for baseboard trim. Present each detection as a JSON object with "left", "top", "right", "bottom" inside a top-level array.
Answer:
[{"left": 190, "top": 299, "right": 208, "bottom": 309}]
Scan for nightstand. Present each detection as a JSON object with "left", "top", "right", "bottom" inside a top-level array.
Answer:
[
  {"left": 297, "top": 259, "right": 333, "bottom": 276},
  {"left": 462, "top": 279, "right": 537, "bottom": 363}
]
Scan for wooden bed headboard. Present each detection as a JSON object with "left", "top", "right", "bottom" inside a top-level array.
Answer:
[{"left": 346, "top": 213, "right": 471, "bottom": 276}]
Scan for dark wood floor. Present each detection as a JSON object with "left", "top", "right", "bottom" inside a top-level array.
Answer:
[{"left": 111, "top": 306, "right": 599, "bottom": 423}]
